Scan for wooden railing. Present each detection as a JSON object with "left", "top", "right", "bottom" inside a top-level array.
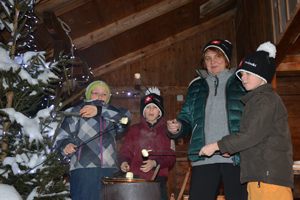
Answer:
[{"left": 271, "top": 0, "right": 300, "bottom": 43}]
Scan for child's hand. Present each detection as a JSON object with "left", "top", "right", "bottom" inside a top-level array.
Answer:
[
  {"left": 140, "top": 160, "right": 156, "bottom": 173},
  {"left": 63, "top": 143, "right": 77, "bottom": 155},
  {"left": 79, "top": 105, "right": 97, "bottom": 117},
  {"left": 120, "top": 162, "right": 130, "bottom": 172},
  {"left": 222, "top": 153, "right": 230, "bottom": 157},
  {"left": 167, "top": 119, "right": 181, "bottom": 133},
  {"left": 199, "top": 142, "right": 219, "bottom": 157}
]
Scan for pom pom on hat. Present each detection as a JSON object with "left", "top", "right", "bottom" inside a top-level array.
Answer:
[
  {"left": 140, "top": 87, "right": 164, "bottom": 119},
  {"left": 85, "top": 81, "right": 111, "bottom": 103},
  {"left": 203, "top": 39, "right": 233, "bottom": 62},
  {"left": 236, "top": 42, "right": 277, "bottom": 84},
  {"left": 256, "top": 41, "right": 276, "bottom": 58}
]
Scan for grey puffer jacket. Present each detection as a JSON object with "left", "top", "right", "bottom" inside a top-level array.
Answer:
[{"left": 218, "top": 84, "right": 293, "bottom": 188}]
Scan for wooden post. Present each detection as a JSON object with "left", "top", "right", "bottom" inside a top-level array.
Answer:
[{"left": 1, "top": 92, "right": 14, "bottom": 161}]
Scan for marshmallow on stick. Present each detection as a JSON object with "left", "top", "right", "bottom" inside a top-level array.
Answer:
[
  {"left": 141, "top": 149, "right": 153, "bottom": 157},
  {"left": 134, "top": 73, "right": 141, "bottom": 79},
  {"left": 120, "top": 117, "right": 128, "bottom": 125},
  {"left": 126, "top": 172, "right": 133, "bottom": 179}
]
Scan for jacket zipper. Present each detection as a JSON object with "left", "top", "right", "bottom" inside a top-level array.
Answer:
[
  {"left": 203, "top": 77, "right": 209, "bottom": 145},
  {"left": 225, "top": 75, "right": 237, "bottom": 166},
  {"left": 225, "top": 76, "right": 230, "bottom": 134},
  {"left": 190, "top": 123, "right": 198, "bottom": 144}
]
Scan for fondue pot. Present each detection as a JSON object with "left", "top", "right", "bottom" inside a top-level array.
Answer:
[{"left": 101, "top": 177, "right": 161, "bottom": 200}]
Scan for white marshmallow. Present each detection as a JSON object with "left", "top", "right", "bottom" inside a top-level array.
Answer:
[
  {"left": 126, "top": 172, "right": 133, "bottom": 179},
  {"left": 141, "top": 149, "right": 149, "bottom": 157},
  {"left": 134, "top": 73, "right": 141, "bottom": 79}
]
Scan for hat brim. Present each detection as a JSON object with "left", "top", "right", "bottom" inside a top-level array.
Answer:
[
  {"left": 203, "top": 45, "right": 230, "bottom": 63},
  {"left": 143, "top": 103, "right": 162, "bottom": 119},
  {"left": 236, "top": 69, "right": 267, "bottom": 84}
]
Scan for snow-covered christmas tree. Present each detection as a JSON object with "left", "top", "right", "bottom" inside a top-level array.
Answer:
[{"left": 0, "top": 1, "right": 85, "bottom": 199}]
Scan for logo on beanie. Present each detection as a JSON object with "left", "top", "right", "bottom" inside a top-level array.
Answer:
[
  {"left": 211, "top": 40, "right": 221, "bottom": 45},
  {"left": 238, "top": 58, "right": 245, "bottom": 68},
  {"left": 145, "top": 95, "right": 153, "bottom": 103},
  {"left": 245, "top": 61, "right": 257, "bottom": 67}
]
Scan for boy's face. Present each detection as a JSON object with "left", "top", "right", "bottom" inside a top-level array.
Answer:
[
  {"left": 204, "top": 49, "right": 227, "bottom": 76},
  {"left": 144, "top": 104, "right": 160, "bottom": 124},
  {"left": 90, "top": 85, "right": 109, "bottom": 102},
  {"left": 240, "top": 71, "right": 265, "bottom": 91}
]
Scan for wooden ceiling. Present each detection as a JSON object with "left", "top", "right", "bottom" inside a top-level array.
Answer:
[
  {"left": 1, "top": 0, "right": 241, "bottom": 79},
  {"left": 1, "top": 0, "right": 299, "bottom": 79}
]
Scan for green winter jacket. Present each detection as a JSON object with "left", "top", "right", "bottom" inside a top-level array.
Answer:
[{"left": 167, "top": 68, "right": 246, "bottom": 164}]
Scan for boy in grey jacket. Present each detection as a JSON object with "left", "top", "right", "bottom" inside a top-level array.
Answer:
[{"left": 199, "top": 42, "right": 293, "bottom": 200}]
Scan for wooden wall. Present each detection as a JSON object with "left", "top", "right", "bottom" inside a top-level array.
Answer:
[
  {"left": 100, "top": 11, "right": 237, "bottom": 198},
  {"left": 98, "top": 0, "right": 300, "bottom": 198}
]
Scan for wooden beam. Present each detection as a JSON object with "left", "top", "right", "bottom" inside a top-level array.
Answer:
[
  {"left": 43, "top": 12, "right": 72, "bottom": 60},
  {"left": 109, "top": 86, "right": 188, "bottom": 96},
  {"left": 35, "top": 0, "right": 92, "bottom": 23},
  {"left": 73, "top": 0, "right": 194, "bottom": 51},
  {"left": 35, "top": 0, "right": 78, "bottom": 17},
  {"left": 275, "top": 6, "right": 300, "bottom": 66},
  {"left": 91, "top": 9, "right": 236, "bottom": 77},
  {"left": 277, "top": 54, "right": 300, "bottom": 71},
  {"left": 199, "top": 0, "right": 235, "bottom": 17}
]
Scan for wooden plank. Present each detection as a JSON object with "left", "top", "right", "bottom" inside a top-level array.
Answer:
[
  {"left": 72, "top": 0, "right": 194, "bottom": 51},
  {"left": 199, "top": 0, "right": 237, "bottom": 23},
  {"left": 53, "top": 0, "right": 92, "bottom": 16},
  {"left": 279, "top": 54, "right": 300, "bottom": 63},
  {"left": 200, "top": 0, "right": 232, "bottom": 17},
  {"left": 109, "top": 86, "right": 188, "bottom": 96},
  {"left": 277, "top": 55, "right": 300, "bottom": 71},
  {"left": 277, "top": 81, "right": 300, "bottom": 95},
  {"left": 277, "top": 62, "right": 300, "bottom": 71},
  {"left": 91, "top": 9, "right": 236, "bottom": 76},
  {"left": 275, "top": 6, "right": 300, "bottom": 66},
  {"left": 35, "top": 0, "right": 89, "bottom": 18},
  {"left": 43, "top": 12, "right": 72, "bottom": 59}
]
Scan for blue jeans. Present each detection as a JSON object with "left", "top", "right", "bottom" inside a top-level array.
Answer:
[{"left": 70, "top": 168, "right": 113, "bottom": 200}]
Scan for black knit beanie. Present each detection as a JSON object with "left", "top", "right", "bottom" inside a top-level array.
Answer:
[
  {"left": 203, "top": 39, "right": 233, "bottom": 62},
  {"left": 236, "top": 42, "right": 276, "bottom": 83},
  {"left": 140, "top": 88, "right": 164, "bottom": 119}
]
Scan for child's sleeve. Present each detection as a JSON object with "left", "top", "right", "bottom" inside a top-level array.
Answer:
[
  {"left": 101, "top": 104, "right": 131, "bottom": 133},
  {"left": 218, "top": 95, "right": 277, "bottom": 154},
  {"left": 55, "top": 108, "right": 78, "bottom": 157},
  {"left": 117, "top": 128, "right": 135, "bottom": 166},
  {"left": 153, "top": 127, "right": 176, "bottom": 169}
]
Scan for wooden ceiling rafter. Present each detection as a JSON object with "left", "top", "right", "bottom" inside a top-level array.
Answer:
[
  {"left": 43, "top": 12, "right": 72, "bottom": 60},
  {"left": 72, "top": 0, "right": 195, "bottom": 51},
  {"left": 35, "top": 0, "right": 81, "bottom": 20},
  {"left": 200, "top": 0, "right": 234, "bottom": 17},
  {"left": 91, "top": 9, "right": 236, "bottom": 77},
  {"left": 277, "top": 54, "right": 300, "bottom": 71},
  {"left": 275, "top": 6, "right": 300, "bottom": 67}
]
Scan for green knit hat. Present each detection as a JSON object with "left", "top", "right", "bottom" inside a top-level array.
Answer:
[{"left": 85, "top": 81, "right": 111, "bottom": 103}]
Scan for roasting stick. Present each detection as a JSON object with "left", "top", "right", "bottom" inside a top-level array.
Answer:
[
  {"left": 142, "top": 149, "right": 221, "bottom": 155},
  {"left": 151, "top": 164, "right": 160, "bottom": 180},
  {"left": 54, "top": 111, "right": 128, "bottom": 124},
  {"left": 134, "top": 73, "right": 172, "bottom": 120},
  {"left": 177, "top": 166, "right": 191, "bottom": 200}
]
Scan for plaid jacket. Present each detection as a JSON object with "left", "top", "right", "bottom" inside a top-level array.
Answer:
[{"left": 56, "top": 100, "right": 131, "bottom": 172}]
